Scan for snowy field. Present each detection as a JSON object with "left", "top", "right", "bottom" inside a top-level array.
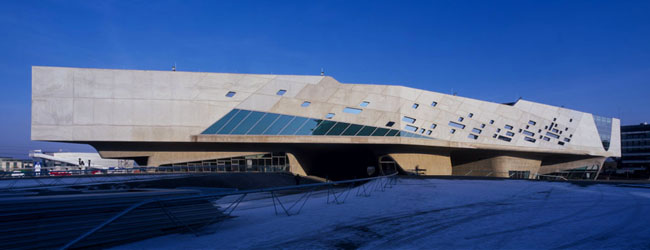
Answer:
[{"left": 117, "top": 178, "right": 650, "bottom": 249}]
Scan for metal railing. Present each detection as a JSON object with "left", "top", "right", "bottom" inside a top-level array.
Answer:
[
  {"left": 0, "top": 165, "right": 291, "bottom": 179},
  {"left": 61, "top": 172, "right": 398, "bottom": 249}
]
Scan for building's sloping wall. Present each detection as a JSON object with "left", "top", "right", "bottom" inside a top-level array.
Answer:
[{"left": 32, "top": 66, "right": 620, "bottom": 158}]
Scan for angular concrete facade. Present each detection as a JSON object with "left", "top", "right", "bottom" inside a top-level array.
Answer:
[{"left": 32, "top": 66, "right": 621, "bottom": 179}]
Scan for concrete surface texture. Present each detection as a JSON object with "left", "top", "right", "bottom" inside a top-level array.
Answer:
[{"left": 31, "top": 66, "right": 620, "bottom": 178}]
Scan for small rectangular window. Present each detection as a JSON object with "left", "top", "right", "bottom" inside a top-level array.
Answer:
[
  {"left": 430, "top": 124, "right": 437, "bottom": 129},
  {"left": 426, "top": 130, "right": 432, "bottom": 135},
  {"left": 528, "top": 120, "right": 536, "bottom": 125},
  {"left": 343, "top": 107, "right": 362, "bottom": 114},
  {"left": 480, "top": 124, "right": 486, "bottom": 128},
  {"left": 543, "top": 136, "right": 551, "bottom": 141},
  {"left": 497, "top": 135, "right": 512, "bottom": 142},
  {"left": 402, "top": 116, "right": 416, "bottom": 124},
  {"left": 558, "top": 141, "right": 565, "bottom": 145},
  {"left": 524, "top": 137, "right": 536, "bottom": 143},
  {"left": 522, "top": 130, "right": 534, "bottom": 137},
  {"left": 450, "top": 128, "right": 456, "bottom": 134},
  {"left": 301, "top": 101, "right": 311, "bottom": 107},
  {"left": 325, "top": 113, "right": 335, "bottom": 119},
  {"left": 504, "top": 124, "right": 513, "bottom": 130},
  {"left": 497, "top": 128, "right": 501, "bottom": 132},
  {"left": 564, "top": 138, "right": 570, "bottom": 142},
  {"left": 468, "top": 134, "right": 478, "bottom": 140},
  {"left": 448, "top": 121, "right": 466, "bottom": 129},
  {"left": 412, "top": 103, "right": 419, "bottom": 109},
  {"left": 419, "top": 128, "right": 425, "bottom": 134},
  {"left": 360, "top": 101, "right": 370, "bottom": 107},
  {"left": 276, "top": 89, "right": 287, "bottom": 96},
  {"left": 431, "top": 101, "right": 438, "bottom": 107},
  {"left": 468, "top": 113, "right": 474, "bottom": 118},
  {"left": 545, "top": 132, "right": 560, "bottom": 139},
  {"left": 225, "top": 91, "right": 236, "bottom": 97},
  {"left": 489, "top": 120, "right": 495, "bottom": 124},
  {"left": 405, "top": 125, "right": 418, "bottom": 132},
  {"left": 506, "top": 131, "right": 515, "bottom": 137},
  {"left": 458, "top": 117, "right": 464, "bottom": 122},
  {"left": 386, "top": 121, "right": 395, "bottom": 127},
  {"left": 472, "top": 128, "right": 482, "bottom": 134}
]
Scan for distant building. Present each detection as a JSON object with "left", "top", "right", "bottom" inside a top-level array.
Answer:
[
  {"left": 29, "top": 150, "right": 135, "bottom": 171},
  {"left": 619, "top": 123, "right": 650, "bottom": 177},
  {"left": 0, "top": 157, "right": 33, "bottom": 172}
]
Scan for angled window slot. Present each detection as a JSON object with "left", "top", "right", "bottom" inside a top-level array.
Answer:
[
  {"left": 405, "top": 125, "right": 418, "bottom": 132},
  {"left": 402, "top": 116, "right": 416, "bottom": 124},
  {"left": 343, "top": 107, "right": 362, "bottom": 114},
  {"left": 448, "top": 121, "right": 466, "bottom": 129}
]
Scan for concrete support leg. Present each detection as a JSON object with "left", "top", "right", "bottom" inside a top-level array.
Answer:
[{"left": 388, "top": 153, "right": 452, "bottom": 176}]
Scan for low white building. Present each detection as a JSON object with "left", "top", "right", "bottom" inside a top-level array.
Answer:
[{"left": 29, "top": 150, "right": 134, "bottom": 171}]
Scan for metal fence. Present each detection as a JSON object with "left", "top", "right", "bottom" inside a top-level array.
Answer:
[
  {"left": 0, "top": 164, "right": 290, "bottom": 179},
  {"left": 52, "top": 172, "right": 398, "bottom": 249}
]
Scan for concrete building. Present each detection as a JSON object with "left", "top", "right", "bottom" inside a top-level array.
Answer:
[{"left": 31, "top": 66, "right": 620, "bottom": 179}]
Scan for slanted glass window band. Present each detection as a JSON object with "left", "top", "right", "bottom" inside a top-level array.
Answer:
[
  {"left": 217, "top": 110, "right": 251, "bottom": 134},
  {"left": 202, "top": 109, "right": 433, "bottom": 139},
  {"left": 326, "top": 122, "right": 351, "bottom": 136}
]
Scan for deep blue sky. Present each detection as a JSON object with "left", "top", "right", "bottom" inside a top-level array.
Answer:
[{"left": 1, "top": 0, "right": 649, "bottom": 158}]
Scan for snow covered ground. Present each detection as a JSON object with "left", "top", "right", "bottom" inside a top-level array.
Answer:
[{"left": 116, "top": 178, "right": 650, "bottom": 249}]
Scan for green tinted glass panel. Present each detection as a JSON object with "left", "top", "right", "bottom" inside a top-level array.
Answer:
[
  {"left": 356, "top": 126, "right": 376, "bottom": 136},
  {"left": 371, "top": 128, "right": 389, "bottom": 136},
  {"left": 263, "top": 115, "right": 294, "bottom": 135},
  {"left": 202, "top": 109, "right": 239, "bottom": 134},
  {"left": 386, "top": 129, "right": 399, "bottom": 136},
  {"left": 313, "top": 121, "right": 336, "bottom": 135},
  {"left": 217, "top": 110, "right": 251, "bottom": 134},
  {"left": 326, "top": 122, "right": 350, "bottom": 136},
  {"left": 295, "top": 119, "right": 321, "bottom": 135},
  {"left": 247, "top": 113, "right": 279, "bottom": 135},
  {"left": 230, "top": 111, "right": 265, "bottom": 134},
  {"left": 341, "top": 124, "right": 363, "bottom": 136},
  {"left": 279, "top": 117, "right": 308, "bottom": 135}
]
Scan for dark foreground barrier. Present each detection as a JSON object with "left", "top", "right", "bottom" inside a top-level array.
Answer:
[{"left": 0, "top": 172, "right": 397, "bottom": 249}]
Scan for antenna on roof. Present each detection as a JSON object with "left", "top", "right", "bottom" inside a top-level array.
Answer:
[
  {"left": 320, "top": 68, "right": 324, "bottom": 76},
  {"left": 172, "top": 62, "right": 176, "bottom": 72}
]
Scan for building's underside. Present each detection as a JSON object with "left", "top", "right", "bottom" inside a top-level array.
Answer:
[{"left": 31, "top": 66, "right": 621, "bottom": 180}]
